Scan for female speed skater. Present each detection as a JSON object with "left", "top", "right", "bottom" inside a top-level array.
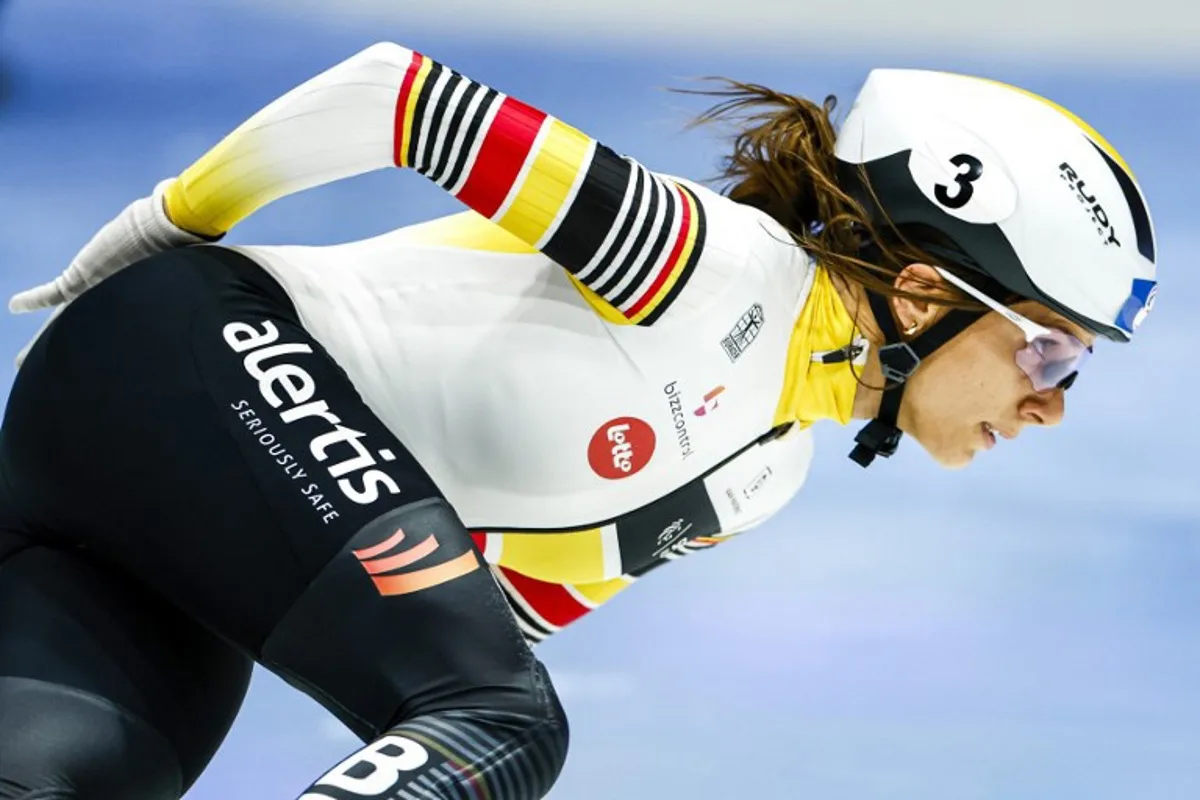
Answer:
[{"left": 0, "top": 40, "right": 1157, "bottom": 800}]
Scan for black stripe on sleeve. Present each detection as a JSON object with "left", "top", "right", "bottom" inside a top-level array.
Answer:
[
  {"left": 609, "top": 177, "right": 677, "bottom": 307},
  {"left": 426, "top": 73, "right": 476, "bottom": 184},
  {"left": 407, "top": 61, "right": 445, "bottom": 171},
  {"left": 595, "top": 166, "right": 661, "bottom": 298},
  {"left": 417, "top": 68, "right": 457, "bottom": 175},
  {"left": 579, "top": 162, "right": 645, "bottom": 286},
  {"left": 440, "top": 86, "right": 500, "bottom": 191},
  {"left": 637, "top": 186, "right": 708, "bottom": 326},
  {"left": 541, "top": 144, "right": 633, "bottom": 275}
]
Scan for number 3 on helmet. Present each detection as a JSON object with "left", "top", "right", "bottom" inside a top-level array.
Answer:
[{"left": 835, "top": 69, "right": 1158, "bottom": 342}]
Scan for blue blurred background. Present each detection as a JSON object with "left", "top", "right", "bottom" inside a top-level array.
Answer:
[{"left": 1, "top": 1, "right": 1198, "bottom": 798}]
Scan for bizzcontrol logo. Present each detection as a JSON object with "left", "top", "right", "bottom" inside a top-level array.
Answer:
[
  {"left": 587, "top": 417, "right": 656, "bottom": 480},
  {"left": 693, "top": 386, "right": 725, "bottom": 417}
]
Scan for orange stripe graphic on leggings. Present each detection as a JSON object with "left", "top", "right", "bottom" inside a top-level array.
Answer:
[{"left": 353, "top": 527, "right": 480, "bottom": 596}]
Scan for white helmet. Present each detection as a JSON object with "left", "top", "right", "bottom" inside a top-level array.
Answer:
[{"left": 835, "top": 69, "right": 1158, "bottom": 342}]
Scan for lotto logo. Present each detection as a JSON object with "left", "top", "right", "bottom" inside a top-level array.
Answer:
[{"left": 588, "top": 417, "right": 656, "bottom": 480}]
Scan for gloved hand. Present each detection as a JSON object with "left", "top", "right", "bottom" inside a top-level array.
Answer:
[
  {"left": 9, "top": 178, "right": 215, "bottom": 367},
  {"left": 9, "top": 178, "right": 213, "bottom": 313}
]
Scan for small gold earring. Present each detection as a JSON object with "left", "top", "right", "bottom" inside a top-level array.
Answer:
[{"left": 904, "top": 322, "right": 918, "bottom": 335}]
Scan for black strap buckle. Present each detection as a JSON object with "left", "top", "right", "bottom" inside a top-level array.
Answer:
[
  {"left": 877, "top": 342, "right": 920, "bottom": 384},
  {"left": 848, "top": 419, "right": 903, "bottom": 467}
]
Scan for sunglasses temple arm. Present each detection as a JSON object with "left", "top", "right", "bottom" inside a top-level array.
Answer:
[{"left": 932, "top": 267, "right": 1049, "bottom": 339}]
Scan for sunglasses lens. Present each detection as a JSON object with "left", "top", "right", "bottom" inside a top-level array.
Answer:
[{"left": 1015, "top": 330, "right": 1091, "bottom": 391}]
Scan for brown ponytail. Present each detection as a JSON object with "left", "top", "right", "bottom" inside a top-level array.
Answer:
[{"left": 676, "top": 79, "right": 995, "bottom": 310}]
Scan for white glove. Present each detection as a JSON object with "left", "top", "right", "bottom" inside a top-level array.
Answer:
[
  {"left": 12, "top": 305, "right": 67, "bottom": 370},
  {"left": 9, "top": 178, "right": 215, "bottom": 368},
  {"left": 8, "top": 178, "right": 213, "bottom": 314}
]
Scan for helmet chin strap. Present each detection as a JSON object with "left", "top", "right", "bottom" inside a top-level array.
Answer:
[{"left": 849, "top": 290, "right": 986, "bottom": 468}]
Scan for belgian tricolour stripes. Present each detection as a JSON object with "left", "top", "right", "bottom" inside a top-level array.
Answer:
[
  {"left": 474, "top": 531, "right": 720, "bottom": 646},
  {"left": 393, "top": 50, "right": 706, "bottom": 326}
]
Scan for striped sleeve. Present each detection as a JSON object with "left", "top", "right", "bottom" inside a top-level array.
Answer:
[
  {"left": 163, "top": 42, "right": 710, "bottom": 326},
  {"left": 393, "top": 48, "right": 708, "bottom": 325},
  {"left": 490, "top": 538, "right": 727, "bottom": 646},
  {"left": 472, "top": 532, "right": 730, "bottom": 646}
]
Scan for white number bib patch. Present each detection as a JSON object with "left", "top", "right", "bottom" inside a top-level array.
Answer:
[{"left": 908, "top": 125, "right": 1019, "bottom": 225}]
